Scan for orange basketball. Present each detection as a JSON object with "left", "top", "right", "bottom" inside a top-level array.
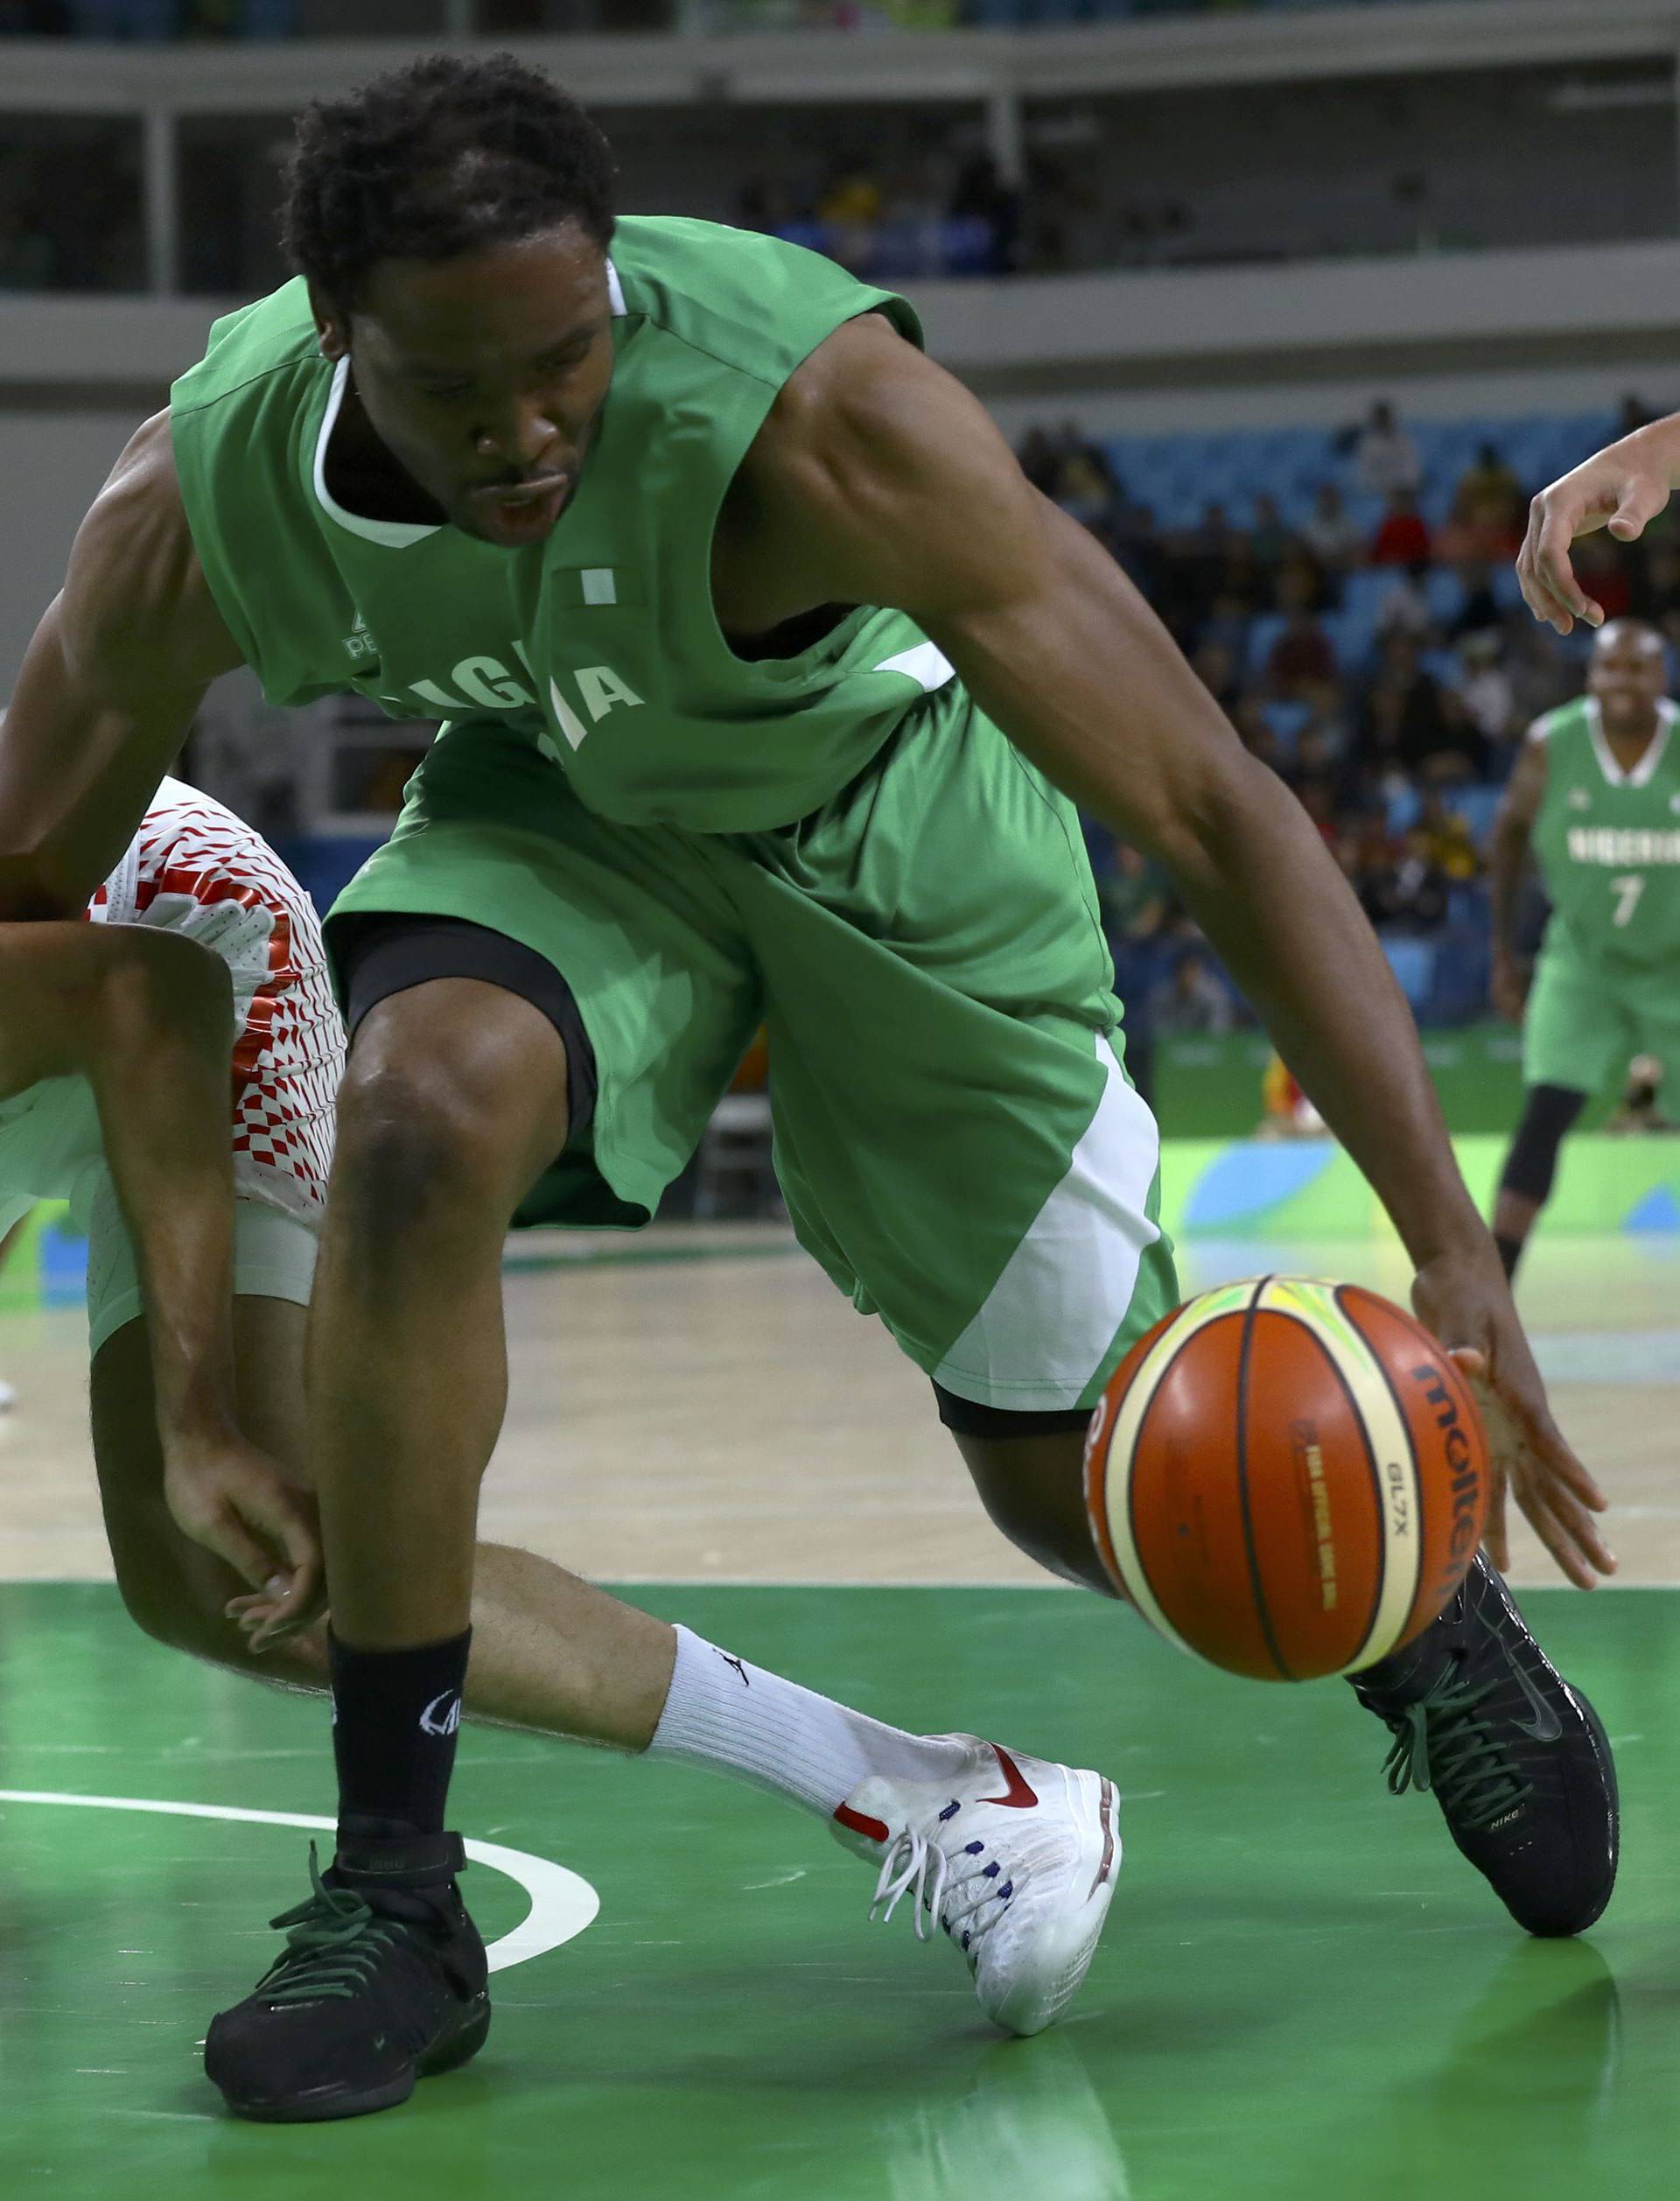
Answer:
[{"left": 1082, "top": 1276, "right": 1488, "bottom": 1681}]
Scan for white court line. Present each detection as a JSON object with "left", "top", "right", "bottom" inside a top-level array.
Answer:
[{"left": 0, "top": 1791, "right": 598, "bottom": 1973}]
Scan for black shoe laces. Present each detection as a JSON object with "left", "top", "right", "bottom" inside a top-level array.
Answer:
[
  {"left": 255, "top": 1843, "right": 402, "bottom": 2008},
  {"left": 1375, "top": 1663, "right": 1534, "bottom": 1833}
]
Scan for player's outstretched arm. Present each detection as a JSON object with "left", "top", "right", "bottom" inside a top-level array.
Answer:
[
  {"left": 1518, "top": 416, "right": 1680, "bottom": 635},
  {"left": 748, "top": 318, "right": 1611, "bottom": 1587},
  {"left": 0, "top": 922, "right": 319, "bottom": 1621},
  {"left": 0, "top": 411, "right": 244, "bottom": 918},
  {"left": 1488, "top": 735, "right": 1547, "bottom": 1022}
]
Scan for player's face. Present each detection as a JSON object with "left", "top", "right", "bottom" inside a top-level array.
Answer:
[
  {"left": 1587, "top": 629, "right": 1667, "bottom": 732},
  {"left": 323, "top": 225, "right": 616, "bottom": 550}
]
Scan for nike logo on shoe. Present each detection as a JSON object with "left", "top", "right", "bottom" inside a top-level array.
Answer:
[
  {"left": 1505, "top": 1651, "right": 1564, "bottom": 1743},
  {"left": 977, "top": 1746, "right": 1040, "bottom": 1810}
]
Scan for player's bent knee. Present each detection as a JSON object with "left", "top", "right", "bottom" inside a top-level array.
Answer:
[{"left": 333, "top": 1054, "right": 547, "bottom": 1229}]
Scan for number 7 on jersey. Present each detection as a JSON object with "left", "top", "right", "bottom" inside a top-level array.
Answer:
[{"left": 1611, "top": 873, "right": 1646, "bottom": 927}]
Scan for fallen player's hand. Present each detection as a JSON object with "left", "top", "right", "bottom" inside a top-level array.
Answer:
[
  {"left": 1411, "top": 1244, "right": 1615, "bottom": 1589},
  {"left": 1518, "top": 432, "right": 1675, "bottom": 634},
  {"left": 162, "top": 1433, "right": 324, "bottom": 1649}
]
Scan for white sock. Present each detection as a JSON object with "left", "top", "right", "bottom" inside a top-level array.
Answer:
[{"left": 646, "top": 1624, "right": 973, "bottom": 1822}]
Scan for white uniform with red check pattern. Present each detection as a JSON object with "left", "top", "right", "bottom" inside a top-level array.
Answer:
[{"left": 0, "top": 778, "right": 340, "bottom": 1230}]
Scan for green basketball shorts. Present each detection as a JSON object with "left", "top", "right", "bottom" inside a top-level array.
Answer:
[
  {"left": 1523, "top": 943, "right": 1680, "bottom": 1097},
  {"left": 325, "top": 688, "right": 1179, "bottom": 1412}
]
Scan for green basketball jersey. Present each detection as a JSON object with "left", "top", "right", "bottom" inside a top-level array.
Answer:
[
  {"left": 170, "top": 217, "right": 944, "bottom": 834},
  {"left": 1530, "top": 693, "right": 1680, "bottom": 968}
]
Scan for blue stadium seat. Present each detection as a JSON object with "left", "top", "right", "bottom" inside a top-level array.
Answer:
[
  {"left": 1453, "top": 785, "right": 1503, "bottom": 845},
  {"left": 1424, "top": 567, "right": 1465, "bottom": 623},
  {"left": 1384, "top": 782, "right": 1422, "bottom": 836},
  {"left": 1341, "top": 568, "right": 1400, "bottom": 625},
  {"left": 1322, "top": 606, "right": 1379, "bottom": 676},
  {"left": 1262, "top": 698, "right": 1312, "bottom": 750},
  {"left": 1245, "top": 612, "right": 1288, "bottom": 679},
  {"left": 1381, "top": 936, "right": 1436, "bottom": 1014}
]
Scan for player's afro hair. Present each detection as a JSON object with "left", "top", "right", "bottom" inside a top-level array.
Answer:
[{"left": 280, "top": 52, "right": 618, "bottom": 310}]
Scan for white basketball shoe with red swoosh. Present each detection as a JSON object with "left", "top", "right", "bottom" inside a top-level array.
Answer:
[{"left": 830, "top": 1736, "right": 1122, "bottom": 2036}]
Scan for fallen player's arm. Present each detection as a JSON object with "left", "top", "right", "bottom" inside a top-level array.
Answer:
[
  {"left": 0, "top": 922, "right": 318, "bottom": 1609},
  {"left": 0, "top": 411, "right": 243, "bottom": 918},
  {"left": 749, "top": 318, "right": 1610, "bottom": 1586}
]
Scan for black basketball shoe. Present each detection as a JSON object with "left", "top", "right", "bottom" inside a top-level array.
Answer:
[
  {"left": 1350, "top": 1555, "right": 1618, "bottom": 1938},
  {"left": 204, "top": 1831, "right": 490, "bottom": 2122}
]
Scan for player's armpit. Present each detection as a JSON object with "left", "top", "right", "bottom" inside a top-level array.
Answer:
[{"left": 0, "top": 411, "right": 244, "bottom": 918}]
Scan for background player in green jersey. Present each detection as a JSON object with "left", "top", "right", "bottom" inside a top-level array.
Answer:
[
  {"left": 0, "top": 56, "right": 1616, "bottom": 2120},
  {"left": 1490, "top": 620, "right": 1680, "bottom": 1279}
]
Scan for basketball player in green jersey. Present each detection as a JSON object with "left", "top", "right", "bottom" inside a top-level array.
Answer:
[
  {"left": 1490, "top": 620, "right": 1680, "bottom": 1278},
  {"left": 0, "top": 58, "right": 1618, "bottom": 2120}
]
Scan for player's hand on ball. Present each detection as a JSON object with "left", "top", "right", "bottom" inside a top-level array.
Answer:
[
  {"left": 1411, "top": 1246, "right": 1614, "bottom": 1588},
  {"left": 162, "top": 1433, "right": 325, "bottom": 1649},
  {"left": 1518, "top": 437, "right": 1674, "bottom": 634}
]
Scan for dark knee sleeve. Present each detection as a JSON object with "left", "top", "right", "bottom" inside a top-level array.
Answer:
[
  {"left": 1500, "top": 1083, "right": 1588, "bottom": 1206},
  {"left": 336, "top": 913, "right": 598, "bottom": 1145},
  {"left": 932, "top": 1381, "right": 1094, "bottom": 1440}
]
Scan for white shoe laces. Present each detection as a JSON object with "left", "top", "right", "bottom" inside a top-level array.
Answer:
[{"left": 868, "top": 1827, "right": 1011, "bottom": 1952}]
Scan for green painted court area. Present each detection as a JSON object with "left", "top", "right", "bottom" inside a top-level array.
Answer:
[{"left": 2, "top": 1581, "right": 1676, "bottom": 2201}]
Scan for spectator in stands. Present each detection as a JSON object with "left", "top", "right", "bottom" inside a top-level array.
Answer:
[
  {"left": 1571, "top": 532, "right": 1634, "bottom": 625},
  {"left": 814, "top": 159, "right": 881, "bottom": 272},
  {"left": 1335, "top": 811, "right": 1396, "bottom": 906},
  {"left": 1455, "top": 632, "right": 1517, "bottom": 753},
  {"left": 1370, "top": 490, "right": 1432, "bottom": 567},
  {"left": 738, "top": 172, "right": 801, "bottom": 235},
  {"left": 1445, "top": 441, "right": 1525, "bottom": 561},
  {"left": 1359, "top": 633, "right": 1483, "bottom": 782},
  {"left": 1374, "top": 564, "right": 1433, "bottom": 640},
  {"left": 1352, "top": 399, "right": 1422, "bottom": 499},
  {"left": 1292, "top": 768, "right": 1340, "bottom": 848},
  {"left": 1097, "top": 842, "right": 1170, "bottom": 958},
  {"left": 1301, "top": 481, "right": 1362, "bottom": 577},
  {"left": 1266, "top": 605, "right": 1337, "bottom": 699},
  {"left": 1190, "top": 637, "right": 1241, "bottom": 718},
  {"left": 1362, "top": 827, "right": 1452, "bottom": 934},
  {"left": 1148, "top": 950, "right": 1236, "bottom": 1036},
  {"left": 1107, "top": 497, "right": 1161, "bottom": 596},
  {"left": 1632, "top": 542, "right": 1680, "bottom": 638},
  {"left": 1051, "top": 426, "right": 1118, "bottom": 529},
  {"left": 1416, "top": 785, "right": 1479, "bottom": 881},
  {"left": 948, "top": 150, "right": 1019, "bottom": 276},
  {"left": 1449, "top": 561, "right": 1502, "bottom": 640},
  {"left": 1016, "top": 425, "right": 1060, "bottom": 499},
  {"left": 1619, "top": 391, "right": 1656, "bottom": 436},
  {"left": 1248, "top": 492, "right": 1293, "bottom": 586}
]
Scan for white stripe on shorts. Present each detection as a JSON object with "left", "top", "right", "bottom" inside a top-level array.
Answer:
[{"left": 932, "top": 1032, "right": 1161, "bottom": 1412}]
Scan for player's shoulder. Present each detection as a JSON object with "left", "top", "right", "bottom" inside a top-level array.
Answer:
[
  {"left": 610, "top": 215, "right": 920, "bottom": 384},
  {"left": 60, "top": 412, "right": 242, "bottom": 693},
  {"left": 170, "top": 277, "right": 320, "bottom": 418},
  {"left": 1527, "top": 697, "right": 1588, "bottom": 747}
]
